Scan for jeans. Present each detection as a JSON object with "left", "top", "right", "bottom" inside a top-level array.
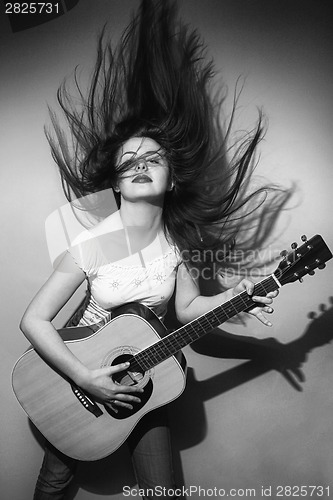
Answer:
[{"left": 33, "top": 408, "right": 184, "bottom": 499}]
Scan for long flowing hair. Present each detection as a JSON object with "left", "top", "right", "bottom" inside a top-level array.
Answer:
[{"left": 46, "top": 0, "right": 292, "bottom": 280}]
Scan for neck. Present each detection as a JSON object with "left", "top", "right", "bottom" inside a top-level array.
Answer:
[
  {"left": 119, "top": 200, "right": 164, "bottom": 233},
  {"left": 126, "top": 274, "right": 280, "bottom": 373}
]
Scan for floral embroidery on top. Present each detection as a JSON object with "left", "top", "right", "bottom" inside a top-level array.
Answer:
[
  {"left": 154, "top": 272, "right": 166, "bottom": 283},
  {"left": 133, "top": 277, "right": 144, "bottom": 287},
  {"left": 69, "top": 222, "right": 182, "bottom": 322},
  {"left": 109, "top": 280, "right": 121, "bottom": 290}
]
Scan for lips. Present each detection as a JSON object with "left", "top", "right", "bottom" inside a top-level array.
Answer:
[{"left": 132, "top": 174, "right": 153, "bottom": 183}]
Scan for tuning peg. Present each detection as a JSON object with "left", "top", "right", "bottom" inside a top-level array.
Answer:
[
  {"left": 308, "top": 270, "right": 315, "bottom": 276},
  {"left": 280, "top": 250, "right": 288, "bottom": 258},
  {"left": 301, "top": 235, "right": 308, "bottom": 242},
  {"left": 294, "top": 272, "right": 303, "bottom": 282},
  {"left": 291, "top": 242, "right": 298, "bottom": 249},
  {"left": 315, "top": 259, "right": 326, "bottom": 270}
]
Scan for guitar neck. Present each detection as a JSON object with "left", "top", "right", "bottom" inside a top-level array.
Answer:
[{"left": 133, "top": 274, "right": 280, "bottom": 371}]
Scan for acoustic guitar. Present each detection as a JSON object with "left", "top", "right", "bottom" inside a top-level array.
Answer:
[{"left": 12, "top": 235, "right": 332, "bottom": 460}]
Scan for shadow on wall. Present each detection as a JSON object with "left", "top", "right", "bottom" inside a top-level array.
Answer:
[{"left": 28, "top": 297, "right": 333, "bottom": 497}]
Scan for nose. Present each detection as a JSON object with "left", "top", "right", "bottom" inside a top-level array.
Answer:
[{"left": 134, "top": 159, "right": 148, "bottom": 172}]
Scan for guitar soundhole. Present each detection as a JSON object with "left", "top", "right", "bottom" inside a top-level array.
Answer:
[
  {"left": 112, "top": 354, "right": 144, "bottom": 385},
  {"left": 104, "top": 353, "right": 153, "bottom": 420}
]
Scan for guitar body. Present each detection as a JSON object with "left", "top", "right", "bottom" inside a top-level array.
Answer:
[{"left": 12, "top": 307, "right": 187, "bottom": 461}]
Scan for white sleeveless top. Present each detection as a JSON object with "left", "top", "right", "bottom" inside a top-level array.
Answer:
[{"left": 67, "top": 211, "right": 181, "bottom": 325}]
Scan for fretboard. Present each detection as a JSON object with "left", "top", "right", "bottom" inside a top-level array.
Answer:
[{"left": 131, "top": 274, "right": 279, "bottom": 372}]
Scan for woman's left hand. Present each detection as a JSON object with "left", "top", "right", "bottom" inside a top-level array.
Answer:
[{"left": 232, "top": 278, "right": 279, "bottom": 327}]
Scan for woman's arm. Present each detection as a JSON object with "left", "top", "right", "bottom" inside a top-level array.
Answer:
[
  {"left": 21, "top": 266, "right": 90, "bottom": 382},
  {"left": 20, "top": 255, "right": 142, "bottom": 409},
  {"left": 174, "top": 263, "right": 277, "bottom": 326}
]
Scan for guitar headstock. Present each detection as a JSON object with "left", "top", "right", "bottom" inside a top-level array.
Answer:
[{"left": 275, "top": 235, "right": 332, "bottom": 286}]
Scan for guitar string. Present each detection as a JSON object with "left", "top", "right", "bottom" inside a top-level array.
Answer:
[
  {"left": 127, "top": 275, "right": 278, "bottom": 373},
  {"left": 136, "top": 279, "right": 277, "bottom": 370},
  {"left": 130, "top": 276, "right": 277, "bottom": 371}
]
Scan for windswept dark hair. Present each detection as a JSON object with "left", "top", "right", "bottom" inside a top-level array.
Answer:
[{"left": 46, "top": 0, "right": 292, "bottom": 277}]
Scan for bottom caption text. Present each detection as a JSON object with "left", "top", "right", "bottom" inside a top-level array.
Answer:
[{"left": 123, "top": 485, "right": 330, "bottom": 497}]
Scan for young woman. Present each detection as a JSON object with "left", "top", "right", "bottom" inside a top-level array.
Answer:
[{"left": 20, "top": 1, "right": 289, "bottom": 498}]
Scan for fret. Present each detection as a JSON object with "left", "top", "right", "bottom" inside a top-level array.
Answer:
[
  {"left": 185, "top": 323, "right": 202, "bottom": 340},
  {"left": 131, "top": 356, "right": 150, "bottom": 372},
  {"left": 212, "top": 308, "right": 229, "bottom": 323},
  {"left": 229, "top": 295, "right": 244, "bottom": 314},
  {"left": 162, "top": 337, "right": 178, "bottom": 354},
  {"left": 255, "top": 277, "right": 276, "bottom": 295},
  {"left": 168, "top": 332, "right": 183, "bottom": 349},
  {"left": 196, "top": 315, "right": 214, "bottom": 332},
  {"left": 237, "top": 291, "right": 250, "bottom": 308},
  {"left": 211, "top": 309, "right": 222, "bottom": 323},
  {"left": 146, "top": 351, "right": 163, "bottom": 365}
]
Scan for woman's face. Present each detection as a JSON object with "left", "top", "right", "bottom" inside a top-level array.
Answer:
[{"left": 115, "top": 137, "right": 172, "bottom": 204}]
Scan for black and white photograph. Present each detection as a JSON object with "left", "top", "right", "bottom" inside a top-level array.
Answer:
[{"left": 1, "top": 1, "right": 333, "bottom": 499}]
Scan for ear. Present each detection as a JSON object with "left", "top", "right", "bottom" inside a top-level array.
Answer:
[
  {"left": 113, "top": 184, "right": 120, "bottom": 193},
  {"left": 167, "top": 180, "right": 174, "bottom": 192}
]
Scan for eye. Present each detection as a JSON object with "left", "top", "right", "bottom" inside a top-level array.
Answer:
[{"left": 147, "top": 156, "right": 163, "bottom": 165}]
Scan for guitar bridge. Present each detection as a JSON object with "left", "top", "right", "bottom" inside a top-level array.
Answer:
[{"left": 71, "top": 384, "right": 103, "bottom": 418}]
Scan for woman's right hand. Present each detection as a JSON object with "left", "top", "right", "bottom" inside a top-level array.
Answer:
[{"left": 79, "top": 362, "right": 144, "bottom": 410}]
